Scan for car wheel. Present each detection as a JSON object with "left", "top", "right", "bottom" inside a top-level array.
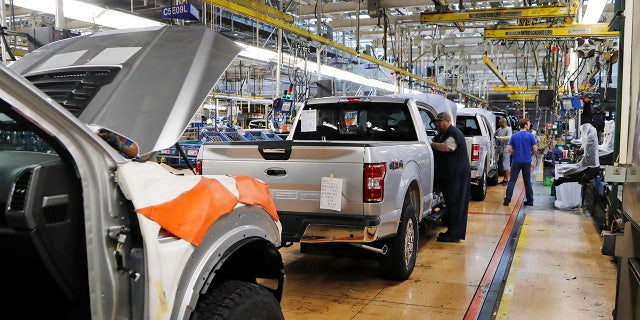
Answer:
[
  {"left": 379, "top": 204, "right": 418, "bottom": 281},
  {"left": 471, "top": 170, "right": 487, "bottom": 201},
  {"left": 487, "top": 161, "right": 499, "bottom": 186},
  {"left": 191, "top": 280, "right": 284, "bottom": 320}
]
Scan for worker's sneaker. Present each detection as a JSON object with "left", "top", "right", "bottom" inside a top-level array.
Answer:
[
  {"left": 503, "top": 199, "right": 510, "bottom": 206},
  {"left": 524, "top": 201, "right": 534, "bottom": 206}
]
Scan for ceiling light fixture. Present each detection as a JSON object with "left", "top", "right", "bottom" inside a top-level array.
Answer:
[
  {"left": 12, "top": 0, "right": 414, "bottom": 93},
  {"left": 12, "top": 0, "right": 164, "bottom": 29}
]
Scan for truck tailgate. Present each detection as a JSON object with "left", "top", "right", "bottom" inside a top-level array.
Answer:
[{"left": 199, "top": 142, "right": 367, "bottom": 215}]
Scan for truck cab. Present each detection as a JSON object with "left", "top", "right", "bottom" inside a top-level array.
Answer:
[{"left": 455, "top": 108, "right": 500, "bottom": 200}]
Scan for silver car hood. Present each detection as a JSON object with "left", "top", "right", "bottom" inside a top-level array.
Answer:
[{"left": 10, "top": 26, "right": 241, "bottom": 155}]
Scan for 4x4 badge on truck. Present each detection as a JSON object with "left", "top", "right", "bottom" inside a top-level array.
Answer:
[{"left": 389, "top": 160, "right": 404, "bottom": 170}]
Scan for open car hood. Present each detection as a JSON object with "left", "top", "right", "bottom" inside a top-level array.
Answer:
[{"left": 10, "top": 26, "right": 241, "bottom": 156}]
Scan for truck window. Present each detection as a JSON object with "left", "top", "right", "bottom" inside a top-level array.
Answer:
[
  {"left": 0, "top": 113, "right": 56, "bottom": 153},
  {"left": 293, "top": 102, "right": 418, "bottom": 141},
  {"left": 456, "top": 116, "right": 482, "bottom": 136},
  {"left": 418, "top": 109, "right": 438, "bottom": 136}
]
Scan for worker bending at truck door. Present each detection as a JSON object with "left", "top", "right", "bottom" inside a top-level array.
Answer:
[{"left": 430, "top": 112, "right": 471, "bottom": 243}]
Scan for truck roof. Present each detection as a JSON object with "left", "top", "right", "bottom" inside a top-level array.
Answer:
[{"left": 456, "top": 107, "right": 496, "bottom": 133}]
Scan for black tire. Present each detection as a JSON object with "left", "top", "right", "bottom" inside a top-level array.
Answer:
[
  {"left": 487, "top": 166, "right": 499, "bottom": 186},
  {"left": 379, "top": 204, "right": 418, "bottom": 281},
  {"left": 471, "top": 170, "right": 487, "bottom": 201},
  {"left": 191, "top": 280, "right": 284, "bottom": 320}
]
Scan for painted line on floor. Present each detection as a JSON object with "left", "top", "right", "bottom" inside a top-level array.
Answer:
[
  {"left": 535, "top": 154, "right": 544, "bottom": 181},
  {"left": 463, "top": 189, "right": 526, "bottom": 320},
  {"left": 495, "top": 214, "right": 530, "bottom": 319},
  {"left": 469, "top": 211, "right": 512, "bottom": 216}
]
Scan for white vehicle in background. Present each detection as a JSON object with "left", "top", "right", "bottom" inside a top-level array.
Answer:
[
  {"left": 455, "top": 108, "right": 500, "bottom": 200},
  {"left": 198, "top": 93, "right": 457, "bottom": 280},
  {"left": 2, "top": 26, "right": 284, "bottom": 320}
]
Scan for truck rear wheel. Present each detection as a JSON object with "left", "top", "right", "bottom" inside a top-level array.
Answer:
[
  {"left": 191, "top": 280, "right": 284, "bottom": 320},
  {"left": 379, "top": 204, "right": 418, "bottom": 281}
]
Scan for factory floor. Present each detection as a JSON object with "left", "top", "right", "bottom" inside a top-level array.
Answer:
[{"left": 278, "top": 162, "right": 618, "bottom": 320}]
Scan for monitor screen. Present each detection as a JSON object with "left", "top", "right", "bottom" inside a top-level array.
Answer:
[{"left": 561, "top": 98, "right": 574, "bottom": 110}]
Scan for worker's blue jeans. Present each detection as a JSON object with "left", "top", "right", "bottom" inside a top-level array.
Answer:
[{"left": 505, "top": 161, "right": 533, "bottom": 204}]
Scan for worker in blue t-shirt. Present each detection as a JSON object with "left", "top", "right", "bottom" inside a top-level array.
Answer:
[{"left": 503, "top": 119, "right": 538, "bottom": 207}]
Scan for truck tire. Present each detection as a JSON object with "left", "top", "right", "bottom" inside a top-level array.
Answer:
[
  {"left": 379, "top": 204, "right": 418, "bottom": 281},
  {"left": 488, "top": 169, "right": 499, "bottom": 186},
  {"left": 471, "top": 170, "right": 487, "bottom": 201},
  {"left": 191, "top": 280, "right": 284, "bottom": 320}
]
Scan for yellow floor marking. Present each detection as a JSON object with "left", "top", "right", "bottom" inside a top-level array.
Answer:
[
  {"left": 495, "top": 214, "right": 530, "bottom": 320},
  {"left": 535, "top": 154, "right": 544, "bottom": 182}
]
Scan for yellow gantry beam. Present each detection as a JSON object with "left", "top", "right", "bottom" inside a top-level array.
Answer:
[
  {"left": 431, "top": 0, "right": 465, "bottom": 32},
  {"left": 483, "top": 55, "right": 509, "bottom": 86},
  {"left": 224, "top": 0, "right": 293, "bottom": 23},
  {"left": 493, "top": 86, "right": 549, "bottom": 92},
  {"left": 204, "top": 0, "right": 488, "bottom": 104},
  {"left": 421, "top": 1, "right": 578, "bottom": 24},
  {"left": 484, "top": 23, "right": 619, "bottom": 40},
  {"left": 507, "top": 93, "right": 537, "bottom": 102}
]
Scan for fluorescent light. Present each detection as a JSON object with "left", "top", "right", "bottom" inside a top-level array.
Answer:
[
  {"left": 296, "top": 60, "right": 421, "bottom": 93},
  {"left": 14, "top": 0, "right": 419, "bottom": 94},
  {"left": 236, "top": 43, "right": 279, "bottom": 62},
  {"left": 581, "top": 0, "right": 607, "bottom": 24},
  {"left": 12, "top": 0, "right": 164, "bottom": 29},
  {"left": 236, "top": 43, "right": 408, "bottom": 93}
]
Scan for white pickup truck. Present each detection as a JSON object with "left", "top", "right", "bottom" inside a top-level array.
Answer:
[
  {"left": 2, "top": 26, "right": 284, "bottom": 319},
  {"left": 455, "top": 107, "right": 500, "bottom": 200},
  {"left": 197, "top": 94, "right": 457, "bottom": 280}
]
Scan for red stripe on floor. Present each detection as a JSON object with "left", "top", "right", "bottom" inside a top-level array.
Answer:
[
  {"left": 469, "top": 211, "right": 512, "bottom": 216},
  {"left": 464, "top": 189, "right": 526, "bottom": 320}
]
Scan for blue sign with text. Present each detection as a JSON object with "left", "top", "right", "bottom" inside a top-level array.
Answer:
[{"left": 161, "top": 4, "right": 200, "bottom": 21}]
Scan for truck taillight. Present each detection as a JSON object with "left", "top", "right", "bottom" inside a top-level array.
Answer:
[
  {"left": 195, "top": 160, "right": 202, "bottom": 175},
  {"left": 471, "top": 144, "right": 480, "bottom": 161},
  {"left": 364, "top": 163, "right": 386, "bottom": 203}
]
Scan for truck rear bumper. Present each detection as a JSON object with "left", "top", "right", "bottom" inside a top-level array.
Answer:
[{"left": 279, "top": 212, "right": 381, "bottom": 243}]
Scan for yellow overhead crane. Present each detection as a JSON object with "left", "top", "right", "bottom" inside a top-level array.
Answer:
[
  {"left": 507, "top": 93, "right": 537, "bottom": 102},
  {"left": 493, "top": 86, "right": 548, "bottom": 92},
  {"left": 484, "top": 23, "right": 619, "bottom": 40},
  {"left": 430, "top": 0, "right": 465, "bottom": 32},
  {"left": 482, "top": 55, "right": 509, "bottom": 86},
  {"left": 205, "top": 0, "right": 489, "bottom": 104},
  {"left": 483, "top": 55, "right": 541, "bottom": 102},
  {"left": 421, "top": 0, "right": 578, "bottom": 24}
]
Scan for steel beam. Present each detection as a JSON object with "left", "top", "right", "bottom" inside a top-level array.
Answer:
[
  {"left": 432, "top": 0, "right": 465, "bottom": 32},
  {"left": 493, "top": 86, "right": 549, "bottom": 92},
  {"left": 483, "top": 55, "right": 509, "bottom": 86},
  {"left": 421, "top": 1, "right": 578, "bottom": 23},
  {"left": 484, "top": 23, "right": 619, "bottom": 39},
  {"left": 205, "top": 0, "right": 489, "bottom": 103},
  {"left": 507, "top": 93, "right": 537, "bottom": 101}
]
